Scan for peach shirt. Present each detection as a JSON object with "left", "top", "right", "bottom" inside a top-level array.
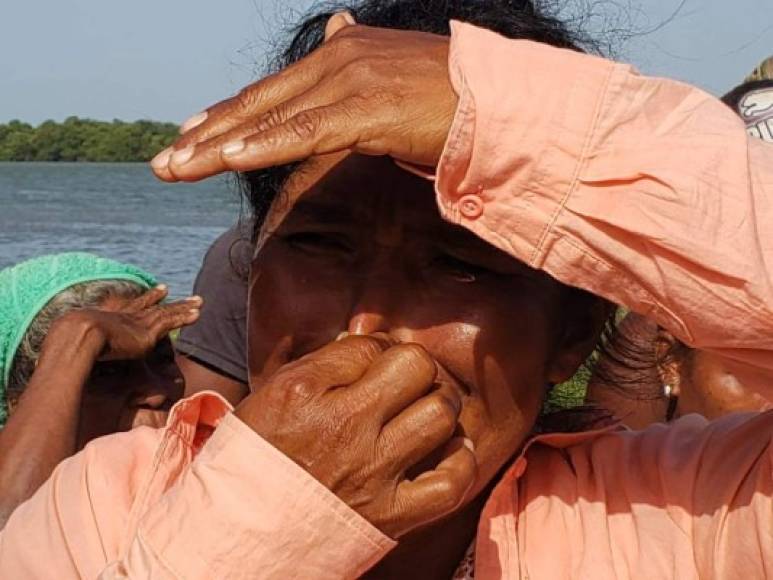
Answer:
[{"left": 1, "top": 21, "right": 771, "bottom": 580}]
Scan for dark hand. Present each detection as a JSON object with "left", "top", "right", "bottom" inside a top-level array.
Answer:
[
  {"left": 151, "top": 13, "right": 457, "bottom": 182},
  {"left": 235, "top": 334, "right": 476, "bottom": 539},
  {"left": 51, "top": 285, "right": 202, "bottom": 361}
]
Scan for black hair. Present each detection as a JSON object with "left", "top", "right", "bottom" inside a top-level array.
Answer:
[{"left": 239, "top": 0, "right": 599, "bottom": 235}]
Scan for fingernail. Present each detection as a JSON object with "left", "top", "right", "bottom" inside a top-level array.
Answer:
[
  {"left": 180, "top": 111, "right": 207, "bottom": 134},
  {"left": 187, "top": 295, "right": 203, "bottom": 304},
  {"left": 341, "top": 11, "right": 356, "bottom": 25},
  {"left": 151, "top": 147, "right": 173, "bottom": 170},
  {"left": 156, "top": 283, "right": 167, "bottom": 291},
  {"left": 463, "top": 438, "right": 475, "bottom": 452},
  {"left": 171, "top": 145, "right": 195, "bottom": 166},
  {"left": 335, "top": 331, "right": 349, "bottom": 341},
  {"left": 222, "top": 140, "right": 245, "bottom": 156}
]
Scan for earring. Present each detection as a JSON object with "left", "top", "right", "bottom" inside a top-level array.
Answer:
[{"left": 663, "top": 384, "right": 673, "bottom": 398}]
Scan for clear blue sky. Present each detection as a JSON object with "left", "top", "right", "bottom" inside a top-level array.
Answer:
[{"left": 2, "top": 0, "right": 771, "bottom": 125}]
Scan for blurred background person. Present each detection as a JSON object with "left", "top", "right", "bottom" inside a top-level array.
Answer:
[{"left": 0, "top": 252, "right": 201, "bottom": 526}]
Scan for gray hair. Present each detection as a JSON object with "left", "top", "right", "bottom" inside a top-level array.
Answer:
[{"left": 6, "top": 279, "right": 146, "bottom": 408}]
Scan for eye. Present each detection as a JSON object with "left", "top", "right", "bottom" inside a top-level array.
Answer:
[
  {"left": 282, "top": 232, "right": 354, "bottom": 256},
  {"left": 88, "top": 361, "right": 132, "bottom": 390},
  {"left": 432, "top": 254, "right": 489, "bottom": 283}
]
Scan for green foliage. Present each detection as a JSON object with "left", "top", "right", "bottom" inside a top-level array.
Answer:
[{"left": 0, "top": 117, "right": 179, "bottom": 162}]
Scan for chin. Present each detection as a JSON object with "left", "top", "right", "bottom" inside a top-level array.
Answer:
[{"left": 125, "top": 409, "right": 170, "bottom": 431}]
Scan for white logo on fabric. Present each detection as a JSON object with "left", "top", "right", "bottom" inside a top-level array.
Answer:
[
  {"left": 740, "top": 88, "right": 773, "bottom": 142},
  {"left": 740, "top": 88, "right": 773, "bottom": 119}
]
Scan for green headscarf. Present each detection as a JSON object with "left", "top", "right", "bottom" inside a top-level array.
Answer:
[{"left": 0, "top": 252, "right": 156, "bottom": 427}]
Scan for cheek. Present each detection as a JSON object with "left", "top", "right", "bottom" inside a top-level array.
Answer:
[
  {"left": 77, "top": 387, "right": 128, "bottom": 448},
  {"left": 248, "top": 245, "right": 354, "bottom": 383},
  {"left": 411, "top": 293, "right": 557, "bottom": 490}
]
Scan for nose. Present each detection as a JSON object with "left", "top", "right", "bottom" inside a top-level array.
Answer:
[
  {"left": 346, "top": 266, "right": 399, "bottom": 336},
  {"left": 130, "top": 360, "right": 184, "bottom": 409}
]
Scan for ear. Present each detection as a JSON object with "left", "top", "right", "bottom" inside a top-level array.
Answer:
[
  {"left": 654, "top": 327, "right": 682, "bottom": 397},
  {"left": 546, "top": 298, "right": 612, "bottom": 385}
]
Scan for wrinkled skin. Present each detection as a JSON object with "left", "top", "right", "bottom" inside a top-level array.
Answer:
[
  {"left": 153, "top": 13, "right": 605, "bottom": 576},
  {"left": 235, "top": 153, "right": 605, "bottom": 577},
  {"left": 152, "top": 17, "right": 457, "bottom": 181}
]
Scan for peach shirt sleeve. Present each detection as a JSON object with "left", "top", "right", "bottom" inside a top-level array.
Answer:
[
  {"left": 437, "top": 22, "right": 773, "bottom": 384},
  {"left": 437, "top": 22, "right": 772, "bottom": 579},
  {"left": 0, "top": 393, "right": 394, "bottom": 579}
]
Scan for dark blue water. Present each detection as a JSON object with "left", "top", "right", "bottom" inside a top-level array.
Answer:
[{"left": 0, "top": 163, "right": 243, "bottom": 297}]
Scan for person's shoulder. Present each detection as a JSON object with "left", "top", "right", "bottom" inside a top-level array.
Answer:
[
  {"left": 202, "top": 219, "right": 255, "bottom": 267},
  {"left": 192, "top": 219, "right": 254, "bottom": 291},
  {"left": 75, "top": 426, "right": 166, "bottom": 501}
]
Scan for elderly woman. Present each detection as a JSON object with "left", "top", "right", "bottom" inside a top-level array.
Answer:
[
  {"left": 1, "top": 1, "right": 771, "bottom": 578},
  {"left": 0, "top": 253, "right": 201, "bottom": 526}
]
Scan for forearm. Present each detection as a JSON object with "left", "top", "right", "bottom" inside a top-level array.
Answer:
[
  {"left": 0, "top": 317, "right": 104, "bottom": 526},
  {"left": 103, "top": 411, "right": 393, "bottom": 579}
]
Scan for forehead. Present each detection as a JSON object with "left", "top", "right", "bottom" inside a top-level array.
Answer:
[{"left": 267, "top": 154, "right": 460, "bottom": 240}]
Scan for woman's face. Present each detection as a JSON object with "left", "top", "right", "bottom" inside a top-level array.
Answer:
[
  {"left": 247, "top": 154, "right": 600, "bottom": 496},
  {"left": 76, "top": 295, "right": 184, "bottom": 449}
]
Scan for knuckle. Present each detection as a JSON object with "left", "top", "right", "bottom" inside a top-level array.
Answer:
[
  {"left": 286, "top": 377, "right": 318, "bottom": 401},
  {"left": 253, "top": 105, "right": 288, "bottom": 133},
  {"left": 343, "top": 334, "right": 388, "bottom": 359},
  {"left": 235, "top": 86, "right": 261, "bottom": 111},
  {"left": 287, "top": 109, "right": 322, "bottom": 140},
  {"left": 391, "top": 343, "right": 435, "bottom": 377},
  {"left": 433, "top": 476, "right": 465, "bottom": 507},
  {"left": 340, "top": 57, "right": 380, "bottom": 84},
  {"left": 426, "top": 395, "right": 459, "bottom": 430},
  {"left": 271, "top": 366, "right": 322, "bottom": 402}
]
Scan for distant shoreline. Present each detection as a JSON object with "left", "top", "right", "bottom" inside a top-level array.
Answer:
[{"left": 0, "top": 117, "right": 178, "bottom": 163}]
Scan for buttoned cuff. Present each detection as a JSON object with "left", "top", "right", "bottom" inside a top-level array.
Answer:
[
  {"left": 436, "top": 21, "right": 615, "bottom": 268},
  {"left": 137, "top": 412, "right": 395, "bottom": 579}
]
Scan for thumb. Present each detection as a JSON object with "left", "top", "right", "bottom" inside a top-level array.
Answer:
[{"left": 324, "top": 11, "right": 356, "bottom": 41}]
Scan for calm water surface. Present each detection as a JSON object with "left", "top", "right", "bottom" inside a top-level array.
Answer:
[{"left": 0, "top": 163, "right": 242, "bottom": 296}]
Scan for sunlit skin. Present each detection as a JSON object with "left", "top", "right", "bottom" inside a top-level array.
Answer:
[
  {"left": 668, "top": 349, "right": 772, "bottom": 419},
  {"left": 588, "top": 314, "right": 772, "bottom": 428},
  {"left": 244, "top": 153, "right": 605, "bottom": 577}
]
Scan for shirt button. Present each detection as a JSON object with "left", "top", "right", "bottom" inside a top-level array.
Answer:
[{"left": 458, "top": 193, "right": 484, "bottom": 219}]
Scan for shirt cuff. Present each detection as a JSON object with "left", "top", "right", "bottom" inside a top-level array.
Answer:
[{"left": 137, "top": 412, "right": 395, "bottom": 579}]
